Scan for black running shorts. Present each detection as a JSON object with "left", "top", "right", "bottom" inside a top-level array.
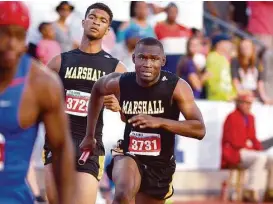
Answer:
[
  {"left": 106, "top": 151, "right": 176, "bottom": 200},
  {"left": 43, "top": 137, "right": 105, "bottom": 181}
]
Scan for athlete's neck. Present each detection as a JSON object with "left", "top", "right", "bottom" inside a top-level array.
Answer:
[
  {"left": 0, "top": 65, "right": 18, "bottom": 93},
  {"left": 136, "top": 74, "right": 160, "bottom": 88},
  {"left": 79, "top": 37, "right": 102, "bottom": 54}
]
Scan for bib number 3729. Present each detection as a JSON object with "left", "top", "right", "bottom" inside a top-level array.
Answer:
[
  {"left": 128, "top": 131, "right": 161, "bottom": 156},
  {"left": 0, "top": 133, "right": 5, "bottom": 171},
  {"left": 65, "top": 90, "right": 90, "bottom": 117}
]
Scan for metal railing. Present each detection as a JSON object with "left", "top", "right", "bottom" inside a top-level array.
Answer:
[{"left": 203, "top": 11, "right": 264, "bottom": 47}]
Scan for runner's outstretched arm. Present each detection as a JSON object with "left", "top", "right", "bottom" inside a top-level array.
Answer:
[
  {"left": 81, "top": 73, "right": 121, "bottom": 150},
  {"left": 128, "top": 79, "right": 206, "bottom": 140},
  {"left": 161, "top": 79, "right": 206, "bottom": 139}
]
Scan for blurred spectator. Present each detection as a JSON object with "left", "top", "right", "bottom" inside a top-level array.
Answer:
[
  {"left": 231, "top": 39, "right": 273, "bottom": 104},
  {"left": 154, "top": 3, "right": 191, "bottom": 40},
  {"left": 206, "top": 34, "right": 236, "bottom": 101},
  {"left": 247, "top": 2, "right": 273, "bottom": 49},
  {"left": 191, "top": 28, "right": 211, "bottom": 56},
  {"left": 102, "top": 27, "right": 116, "bottom": 53},
  {"left": 54, "top": 1, "right": 78, "bottom": 52},
  {"left": 176, "top": 37, "right": 209, "bottom": 99},
  {"left": 111, "top": 27, "right": 145, "bottom": 72},
  {"left": 221, "top": 93, "right": 273, "bottom": 202},
  {"left": 203, "top": 1, "right": 232, "bottom": 36},
  {"left": 153, "top": 2, "right": 192, "bottom": 74},
  {"left": 117, "top": 1, "right": 155, "bottom": 42},
  {"left": 36, "top": 22, "right": 61, "bottom": 65}
]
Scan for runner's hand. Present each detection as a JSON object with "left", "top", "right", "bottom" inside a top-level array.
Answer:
[
  {"left": 79, "top": 136, "right": 96, "bottom": 153},
  {"left": 128, "top": 114, "right": 162, "bottom": 129},
  {"left": 104, "top": 94, "right": 121, "bottom": 112}
]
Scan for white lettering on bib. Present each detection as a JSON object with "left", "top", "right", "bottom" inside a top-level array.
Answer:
[
  {"left": 128, "top": 131, "right": 161, "bottom": 156},
  {"left": 65, "top": 90, "right": 90, "bottom": 117}
]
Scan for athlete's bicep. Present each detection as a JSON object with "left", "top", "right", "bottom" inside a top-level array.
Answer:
[
  {"left": 46, "top": 55, "right": 61, "bottom": 73},
  {"left": 173, "top": 79, "right": 204, "bottom": 123},
  {"left": 115, "top": 61, "right": 127, "bottom": 73},
  {"left": 41, "top": 75, "right": 71, "bottom": 151},
  {"left": 94, "top": 73, "right": 121, "bottom": 97}
]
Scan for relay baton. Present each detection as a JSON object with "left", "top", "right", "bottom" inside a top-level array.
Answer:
[{"left": 78, "top": 150, "right": 91, "bottom": 165}]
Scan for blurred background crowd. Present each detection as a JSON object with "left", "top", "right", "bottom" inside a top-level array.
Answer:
[
  {"left": 24, "top": 1, "right": 273, "bottom": 203},
  {"left": 25, "top": 1, "right": 273, "bottom": 104}
]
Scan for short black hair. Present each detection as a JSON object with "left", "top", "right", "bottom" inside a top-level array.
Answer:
[
  {"left": 84, "top": 2, "right": 113, "bottom": 23},
  {"left": 38, "top": 22, "right": 51, "bottom": 33},
  {"left": 136, "top": 37, "right": 164, "bottom": 53}
]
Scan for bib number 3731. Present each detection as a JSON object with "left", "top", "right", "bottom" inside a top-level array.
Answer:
[
  {"left": 0, "top": 133, "right": 5, "bottom": 171},
  {"left": 128, "top": 131, "right": 161, "bottom": 156},
  {"left": 65, "top": 90, "right": 90, "bottom": 117}
]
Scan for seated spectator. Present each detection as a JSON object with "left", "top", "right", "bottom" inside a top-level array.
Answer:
[
  {"left": 117, "top": 1, "right": 155, "bottom": 42},
  {"left": 154, "top": 3, "right": 191, "bottom": 41},
  {"left": 221, "top": 93, "right": 273, "bottom": 202},
  {"left": 176, "top": 37, "right": 209, "bottom": 99},
  {"left": 206, "top": 34, "right": 236, "bottom": 101},
  {"left": 36, "top": 22, "right": 61, "bottom": 65},
  {"left": 231, "top": 39, "right": 273, "bottom": 104},
  {"left": 111, "top": 27, "right": 145, "bottom": 72}
]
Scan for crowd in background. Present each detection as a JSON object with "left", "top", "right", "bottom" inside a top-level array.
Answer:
[
  {"left": 24, "top": 1, "right": 273, "bottom": 203},
  {"left": 26, "top": 1, "right": 273, "bottom": 105}
]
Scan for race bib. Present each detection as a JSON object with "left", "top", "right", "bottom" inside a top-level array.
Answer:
[
  {"left": 128, "top": 131, "right": 161, "bottom": 156},
  {"left": 65, "top": 90, "right": 90, "bottom": 117},
  {"left": 0, "top": 133, "right": 5, "bottom": 171}
]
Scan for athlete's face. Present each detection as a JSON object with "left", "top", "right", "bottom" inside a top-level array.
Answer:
[
  {"left": 133, "top": 44, "right": 166, "bottom": 85},
  {"left": 0, "top": 25, "right": 26, "bottom": 69},
  {"left": 82, "top": 9, "right": 110, "bottom": 40}
]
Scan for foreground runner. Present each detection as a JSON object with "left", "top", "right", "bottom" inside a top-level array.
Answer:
[
  {"left": 80, "top": 37, "right": 206, "bottom": 204},
  {"left": 0, "top": 2, "right": 75, "bottom": 204},
  {"left": 44, "top": 2, "right": 126, "bottom": 204}
]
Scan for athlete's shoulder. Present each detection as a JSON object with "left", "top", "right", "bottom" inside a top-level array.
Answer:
[
  {"left": 119, "top": 72, "right": 135, "bottom": 85},
  {"left": 161, "top": 70, "right": 180, "bottom": 82},
  {"left": 173, "top": 77, "right": 195, "bottom": 100},
  {"left": 63, "top": 49, "right": 79, "bottom": 55},
  {"left": 60, "top": 49, "right": 79, "bottom": 58},
  {"left": 121, "top": 72, "right": 135, "bottom": 78},
  {"left": 120, "top": 72, "right": 135, "bottom": 80},
  {"left": 100, "top": 50, "right": 119, "bottom": 62},
  {"left": 106, "top": 72, "right": 123, "bottom": 80}
]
